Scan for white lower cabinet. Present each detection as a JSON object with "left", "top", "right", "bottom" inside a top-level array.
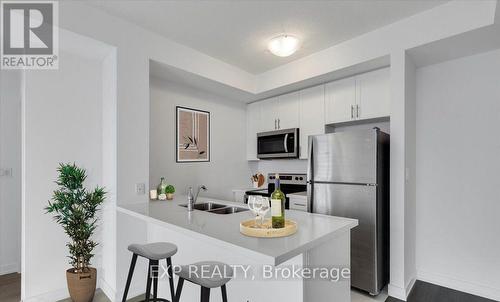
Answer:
[
  {"left": 299, "top": 85, "right": 325, "bottom": 159},
  {"left": 289, "top": 194, "right": 308, "bottom": 212}
]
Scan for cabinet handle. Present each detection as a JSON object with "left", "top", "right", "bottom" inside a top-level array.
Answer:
[
  {"left": 356, "top": 105, "right": 360, "bottom": 118},
  {"left": 275, "top": 119, "right": 277, "bottom": 129},
  {"left": 278, "top": 118, "right": 280, "bottom": 129},
  {"left": 351, "top": 105, "right": 354, "bottom": 119}
]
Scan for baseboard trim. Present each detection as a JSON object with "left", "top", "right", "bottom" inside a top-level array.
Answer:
[
  {"left": 0, "top": 262, "right": 20, "bottom": 275},
  {"left": 22, "top": 287, "right": 68, "bottom": 302},
  {"left": 98, "top": 278, "right": 116, "bottom": 302},
  {"left": 388, "top": 283, "right": 407, "bottom": 301},
  {"left": 405, "top": 277, "right": 417, "bottom": 297},
  {"left": 417, "top": 269, "right": 500, "bottom": 301}
]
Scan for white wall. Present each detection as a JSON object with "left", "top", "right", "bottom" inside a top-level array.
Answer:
[
  {"left": 149, "top": 77, "right": 251, "bottom": 201},
  {"left": 0, "top": 70, "right": 22, "bottom": 275},
  {"left": 415, "top": 48, "right": 500, "bottom": 301},
  {"left": 22, "top": 50, "right": 104, "bottom": 300},
  {"left": 404, "top": 54, "right": 417, "bottom": 293}
]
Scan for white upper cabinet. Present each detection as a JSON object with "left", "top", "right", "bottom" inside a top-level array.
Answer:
[
  {"left": 259, "top": 97, "right": 279, "bottom": 131},
  {"left": 356, "top": 68, "right": 390, "bottom": 120},
  {"left": 325, "top": 67, "right": 390, "bottom": 124},
  {"left": 325, "top": 77, "right": 357, "bottom": 124},
  {"left": 278, "top": 91, "right": 300, "bottom": 130},
  {"left": 258, "top": 93, "right": 299, "bottom": 131},
  {"left": 246, "top": 68, "right": 390, "bottom": 160},
  {"left": 299, "top": 85, "right": 325, "bottom": 159},
  {"left": 246, "top": 102, "right": 261, "bottom": 160}
]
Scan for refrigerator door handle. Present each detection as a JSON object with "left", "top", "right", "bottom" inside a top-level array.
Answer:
[{"left": 306, "top": 182, "right": 313, "bottom": 213}]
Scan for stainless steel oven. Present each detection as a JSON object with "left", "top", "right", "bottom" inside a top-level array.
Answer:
[{"left": 257, "top": 128, "right": 299, "bottom": 159}]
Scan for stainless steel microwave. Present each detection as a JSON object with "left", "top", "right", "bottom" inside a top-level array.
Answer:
[{"left": 257, "top": 128, "right": 299, "bottom": 159}]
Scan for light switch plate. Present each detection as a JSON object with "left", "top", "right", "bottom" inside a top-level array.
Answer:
[{"left": 135, "top": 183, "right": 146, "bottom": 195}]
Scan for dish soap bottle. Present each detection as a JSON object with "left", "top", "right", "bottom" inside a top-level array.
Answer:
[
  {"left": 271, "top": 173, "right": 285, "bottom": 228},
  {"left": 157, "top": 177, "right": 167, "bottom": 200}
]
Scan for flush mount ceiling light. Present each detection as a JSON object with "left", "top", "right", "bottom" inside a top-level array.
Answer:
[{"left": 268, "top": 35, "right": 300, "bottom": 57}]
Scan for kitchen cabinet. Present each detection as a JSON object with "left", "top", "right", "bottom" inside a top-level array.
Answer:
[
  {"left": 325, "top": 77, "right": 356, "bottom": 124},
  {"left": 246, "top": 68, "right": 390, "bottom": 161},
  {"left": 258, "top": 92, "right": 299, "bottom": 132},
  {"left": 289, "top": 193, "right": 308, "bottom": 212},
  {"left": 325, "top": 67, "right": 390, "bottom": 124},
  {"left": 278, "top": 91, "right": 300, "bottom": 130},
  {"left": 259, "top": 97, "right": 279, "bottom": 131},
  {"left": 246, "top": 102, "right": 261, "bottom": 160},
  {"left": 299, "top": 85, "right": 325, "bottom": 159},
  {"left": 356, "top": 68, "right": 390, "bottom": 119}
]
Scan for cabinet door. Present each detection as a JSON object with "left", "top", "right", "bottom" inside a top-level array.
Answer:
[
  {"left": 246, "top": 102, "right": 261, "bottom": 160},
  {"left": 299, "top": 85, "right": 325, "bottom": 159},
  {"left": 356, "top": 68, "right": 390, "bottom": 120},
  {"left": 278, "top": 91, "right": 300, "bottom": 130},
  {"left": 259, "top": 97, "right": 279, "bottom": 131},
  {"left": 325, "top": 77, "right": 356, "bottom": 124}
]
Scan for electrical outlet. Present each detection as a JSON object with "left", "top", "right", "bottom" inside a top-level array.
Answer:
[{"left": 135, "top": 183, "right": 146, "bottom": 195}]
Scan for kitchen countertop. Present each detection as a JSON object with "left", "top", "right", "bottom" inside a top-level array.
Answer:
[{"left": 117, "top": 195, "right": 357, "bottom": 265}]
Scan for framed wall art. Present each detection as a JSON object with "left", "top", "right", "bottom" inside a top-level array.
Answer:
[{"left": 176, "top": 106, "right": 210, "bottom": 162}]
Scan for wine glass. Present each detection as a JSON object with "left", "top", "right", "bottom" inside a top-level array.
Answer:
[
  {"left": 258, "top": 197, "right": 270, "bottom": 227},
  {"left": 247, "top": 196, "right": 262, "bottom": 227}
]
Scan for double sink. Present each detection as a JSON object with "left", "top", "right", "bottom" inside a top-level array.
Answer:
[{"left": 179, "top": 202, "right": 249, "bottom": 215}]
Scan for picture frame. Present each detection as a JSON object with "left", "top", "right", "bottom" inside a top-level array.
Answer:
[{"left": 176, "top": 106, "right": 211, "bottom": 163}]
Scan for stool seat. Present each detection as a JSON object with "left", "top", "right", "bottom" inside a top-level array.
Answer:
[
  {"left": 176, "top": 261, "right": 233, "bottom": 289},
  {"left": 128, "top": 242, "right": 178, "bottom": 260}
]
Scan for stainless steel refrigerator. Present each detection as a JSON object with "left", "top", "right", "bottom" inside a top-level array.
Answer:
[{"left": 307, "top": 128, "right": 389, "bottom": 295}]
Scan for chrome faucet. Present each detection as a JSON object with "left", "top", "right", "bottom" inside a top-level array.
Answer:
[{"left": 187, "top": 185, "right": 207, "bottom": 211}]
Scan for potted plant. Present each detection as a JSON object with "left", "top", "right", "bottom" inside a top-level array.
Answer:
[
  {"left": 165, "top": 184, "right": 175, "bottom": 200},
  {"left": 46, "top": 163, "right": 106, "bottom": 302}
]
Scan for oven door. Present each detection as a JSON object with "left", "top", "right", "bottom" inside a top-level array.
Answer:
[{"left": 257, "top": 128, "right": 298, "bottom": 159}]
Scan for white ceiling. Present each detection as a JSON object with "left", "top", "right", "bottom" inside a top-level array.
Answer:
[{"left": 87, "top": 0, "right": 445, "bottom": 74}]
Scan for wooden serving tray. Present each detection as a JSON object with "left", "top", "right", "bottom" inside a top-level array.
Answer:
[{"left": 240, "top": 219, "right": 297, "bottom": 238}]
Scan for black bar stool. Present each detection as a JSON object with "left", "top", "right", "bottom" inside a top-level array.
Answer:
[
  {"left": 122, "top": 242, "right": 178, "bottom": 302},
  {"left": 174, "top": 261, "right": 233, "bottom": 302}
]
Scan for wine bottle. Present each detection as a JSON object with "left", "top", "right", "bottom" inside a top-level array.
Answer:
[
  {"left": 157, "top": 177, "right": 167, "bottom": 200},
  {"left": 271, "top": 173, "right": 285, "bottom": 228}
]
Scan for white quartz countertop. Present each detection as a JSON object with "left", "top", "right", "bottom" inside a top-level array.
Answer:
[{"left": 117, "top": 195, "right": 357, "bottom": 265}]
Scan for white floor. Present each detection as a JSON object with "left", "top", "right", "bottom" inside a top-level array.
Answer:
[{"left": 351, "top": 287, "right": 388, "bottom": 302}]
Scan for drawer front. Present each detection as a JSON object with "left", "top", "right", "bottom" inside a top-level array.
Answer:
[{"left": 289, "top": 197, "right": 308, "bottom": 211}]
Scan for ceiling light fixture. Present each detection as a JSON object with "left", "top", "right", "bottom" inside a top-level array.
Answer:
[{"left": 268, "top": 34, "right": 300, "bottom": 57}]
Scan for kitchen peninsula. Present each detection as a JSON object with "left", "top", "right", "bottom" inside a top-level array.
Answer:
[{"left": 117, "top": 196, "right": 358, "bottom": 302}]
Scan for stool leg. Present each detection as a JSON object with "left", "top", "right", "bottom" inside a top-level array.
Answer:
[
  {"left": 221, "top": 285, "right": 227, "bottom": 302},
  {"left": 145, "top": 260, "right": 153, "bottom": 302},
  {"left": 200, "top": 287, "right": 210, "bottom": 302},
  {"left": 167, "top": 257, "right": 175, "bottom": 301},
  {"left": 152, "top": 260, "right": 159, "bottom": 302},
  {"left": 122, "top": 253, "right": 138, "bottom": 302},
  {"left": 175, "top": 277, "right": 184, "bottom": 302}
]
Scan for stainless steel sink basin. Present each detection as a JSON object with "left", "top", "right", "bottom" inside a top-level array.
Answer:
[
  {"left": 179, "top": 202, "right": 226, "bottom": 211},
  {"left": 179, "top": 202, "right": 249, "bottom": 214},
  {"left": 207, "top": 206, "right": 249, "bottom": 215}
]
